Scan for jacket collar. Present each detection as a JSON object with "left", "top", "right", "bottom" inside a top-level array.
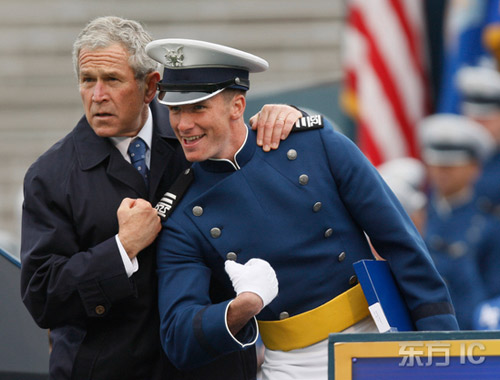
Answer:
[{"left": 199, "top": 127, "right": 255, "bottom": 173}]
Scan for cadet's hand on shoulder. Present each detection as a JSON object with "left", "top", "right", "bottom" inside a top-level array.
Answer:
[
  {"left": 249, "top": 104, "right": 302, "bottom": 152},
  {"left": 117, "top": 198, "right": 161, "bottom": 259}
]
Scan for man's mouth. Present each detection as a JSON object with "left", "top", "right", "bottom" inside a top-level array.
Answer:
[{"left": 183, "top": 134, "right": 205, "bottom": 145}]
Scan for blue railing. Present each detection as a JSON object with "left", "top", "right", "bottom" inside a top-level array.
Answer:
[{"left": 0, "top": 247, "right": 20, "bottom": 268}]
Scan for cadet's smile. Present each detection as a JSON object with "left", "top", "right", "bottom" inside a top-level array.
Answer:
[{"left": 182, "top": 134, "right": 205, "bottom": 146}]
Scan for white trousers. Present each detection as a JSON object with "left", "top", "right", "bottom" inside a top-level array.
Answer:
[{"left": 261, "top": 317, "right": 378, "bottom": 380}]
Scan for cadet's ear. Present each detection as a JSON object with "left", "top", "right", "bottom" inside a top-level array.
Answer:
[
  {"left": 230, "top": 94, "right": 246, "bottom": 120},
  {"left": 144, "top": 71, "right": 161, "bottom": 104}
]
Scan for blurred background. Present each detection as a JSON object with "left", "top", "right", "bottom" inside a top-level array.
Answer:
[
  {"left": 1, "top": 0, "right": 488, "bottom": 259},
  {"left": 0, "top": 0, "right": 349, "bottom": 260},
  {"left": 2, "top": 0, "right": 500, "bottom": 377}
]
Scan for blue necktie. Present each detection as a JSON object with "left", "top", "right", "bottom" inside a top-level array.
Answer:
[{"left": 128, "top": 137, "right": 149, "bottom": 189}]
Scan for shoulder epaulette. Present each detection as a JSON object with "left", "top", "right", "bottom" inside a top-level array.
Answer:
[
  {"left": 291, "top": 115, "right": 324, "bottom": 132},
  {"left": 155, "top": 167, "right": 194, "bottom": 221}
]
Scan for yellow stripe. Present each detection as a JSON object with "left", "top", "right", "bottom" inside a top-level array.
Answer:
[{"left": 258, "top": 284, "right": 370, "bottom": 352}]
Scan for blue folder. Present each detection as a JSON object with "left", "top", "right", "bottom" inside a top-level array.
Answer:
[{"left": 353, "top": 259, "right": 414, "bottom": 332}]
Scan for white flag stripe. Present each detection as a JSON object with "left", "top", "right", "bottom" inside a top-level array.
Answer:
[
  {"left": 361, "top": 0, "right": 426, "bottom": 123},
  {"left": 345, "top": 27, "right": 409, "bottom": 162}
]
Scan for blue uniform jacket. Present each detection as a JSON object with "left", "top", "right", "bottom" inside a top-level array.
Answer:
[
  {"left": 157, "top": 120, "right": 458, "bottom": 370},
  {"left": 475, "top": 150, "right": 500, "bottom": 217}
]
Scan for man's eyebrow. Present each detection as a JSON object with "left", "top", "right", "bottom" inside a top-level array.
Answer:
[{"left": 79, "top": 68, "right": 122, "bottom": 77}]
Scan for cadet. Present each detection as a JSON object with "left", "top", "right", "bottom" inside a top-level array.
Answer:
[
  {"left": 456, "top": 65, "right": 500, "bottom": 217},
  {"left": 149, "top": 39, "right": 458, "bottom": 380},
  {"left": 419, "top": 113, "right": 500, "bottom": 330}
]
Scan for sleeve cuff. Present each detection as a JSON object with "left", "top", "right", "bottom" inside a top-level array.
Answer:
[
  {"left": 115, "top": 235, "right": 139, "bottom": 277},
  {"left": 224, "top": 300, "right": 259, "bottom": 348}
]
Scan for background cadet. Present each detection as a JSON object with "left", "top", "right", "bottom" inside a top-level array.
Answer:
[
  {"left": 456, "top": 65, "right": 500, "bottom": 217},
  {"left": 418, "top": 113, "right": 500, "bottom": 330}
]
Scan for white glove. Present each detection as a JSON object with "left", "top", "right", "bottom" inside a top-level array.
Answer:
[{"left": 224, "top": 258, "right": 279, "bottom": 308}]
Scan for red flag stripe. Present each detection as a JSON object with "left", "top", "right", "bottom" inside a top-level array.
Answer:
[
  {"left": 389, "top": 0, "right": 427, "bottom": 83},
  {"left": 349, "top": 5, "right": 420, "bottom": 158},
  {"left": 358, "top": 117, "right": 384, "bottom": 166}
]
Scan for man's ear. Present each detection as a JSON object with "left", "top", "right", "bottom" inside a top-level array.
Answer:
[
  {"left": 230, "top": 94, "right": 246, "bottom": 120},
  {"left": 144, "top": 71, "right": 161, "bottom": 104}
]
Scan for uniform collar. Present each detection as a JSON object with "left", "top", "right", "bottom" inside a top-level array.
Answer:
[
  {"left": 432, "top": 187, "right": 474, "bottom": 216},
  {"left": 199, "top": 126, "right": 255, "bottom": 172}
]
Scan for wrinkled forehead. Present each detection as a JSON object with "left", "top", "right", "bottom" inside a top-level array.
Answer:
[{"left": 78, "top": 45, "right": 132, "bottom": 74}]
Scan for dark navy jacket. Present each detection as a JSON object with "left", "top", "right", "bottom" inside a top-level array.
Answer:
[
  {"left": 157, "top": 120, "right": 459, "bottom": 370},
  {"left": 20, "top": 100, "right": 256, "bottom": 380}
]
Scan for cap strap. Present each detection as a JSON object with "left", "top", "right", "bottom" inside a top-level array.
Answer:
[{"left": 157, "top": 77, "right": 249, "bottom": 94}]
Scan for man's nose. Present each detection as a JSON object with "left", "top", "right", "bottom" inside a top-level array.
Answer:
[
  {"left": 177, "top": 111, "right": 194, "bottom": 130},
  {"left": 92, "top": 80, "right": 108, "bottom": 102}
]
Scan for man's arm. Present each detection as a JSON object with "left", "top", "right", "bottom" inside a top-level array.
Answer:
[
  {"left": 226, "top": 293, "right": 263, "bottom": 336},
  {"left": 157, "top": 219, "right": 278, "bottom": 370},
  {"left": 20, "top": 167, "right": 159, "bottom": 328},
  {"left": 319, "top": 123, "right": 458, "bottom": 330}
]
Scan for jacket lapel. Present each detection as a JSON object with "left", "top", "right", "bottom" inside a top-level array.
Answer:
[
  {"left": 149, "top": 99, "right": 185, "bottom": 203},
  {"left": 73, "top": 115, "right": 148, "bottom": 197}
]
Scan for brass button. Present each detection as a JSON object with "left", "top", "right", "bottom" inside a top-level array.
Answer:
[
  {"left": 299, "top": 174, "right": 309, "bottom": 185},
  {"left": 210, "top": 227, "right": 222, "bottom": 238},
  {"left": 192, "top": 206, "right": 203, "bottom": 217},
  {"left": 226, "top": 252, "right": 238, "bottom": 261},
  {"left": 324, "top": 228, "right": 333, "bottom": 238},
  {"left": 338, "top": 251, "right": 346, "bottom": 262},
  {"left": 287, "top": 149, "right": 298, "bottom": 160},
  {"left": 279, "top": 311, "right": 290, "bottom": 320},
  {"left": 95, "top": 305, "right": 106, "bottom": 315},
  {"left": 349, "top": 275, "right": 358, "bottom": 286},
  {"left": 313, "top": 202, "right": 322, "bottom": 212}
]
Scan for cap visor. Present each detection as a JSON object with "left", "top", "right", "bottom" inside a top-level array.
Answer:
[
  {"left": 158, "top": 88, "right": 224, "bottom": 106},
  {"left": 422, "top": 150, "right": 475, "bottom": 166}
]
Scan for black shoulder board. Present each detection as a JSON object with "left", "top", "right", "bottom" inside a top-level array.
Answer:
[
  {"left": 291, "top": 115, "right": 324, "bottom": 132},
  {"left": 155, "top": 167, "right": 194, "bottom": 221}
]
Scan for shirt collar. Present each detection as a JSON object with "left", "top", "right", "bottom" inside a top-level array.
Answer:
[
  {"left": 109, "top": 107, "right": 153, "bottom": 163},
  {"left": 199, "top": 126, "right": 255, "bottom": 172}
]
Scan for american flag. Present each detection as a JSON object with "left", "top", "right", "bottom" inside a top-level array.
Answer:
[{"left": 342, "top": 0, "right": 429, "bottom": 166}]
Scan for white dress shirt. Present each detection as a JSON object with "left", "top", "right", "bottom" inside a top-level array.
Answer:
[{"left": 109, "top": 108, "right": 153, "bottom": 277}]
